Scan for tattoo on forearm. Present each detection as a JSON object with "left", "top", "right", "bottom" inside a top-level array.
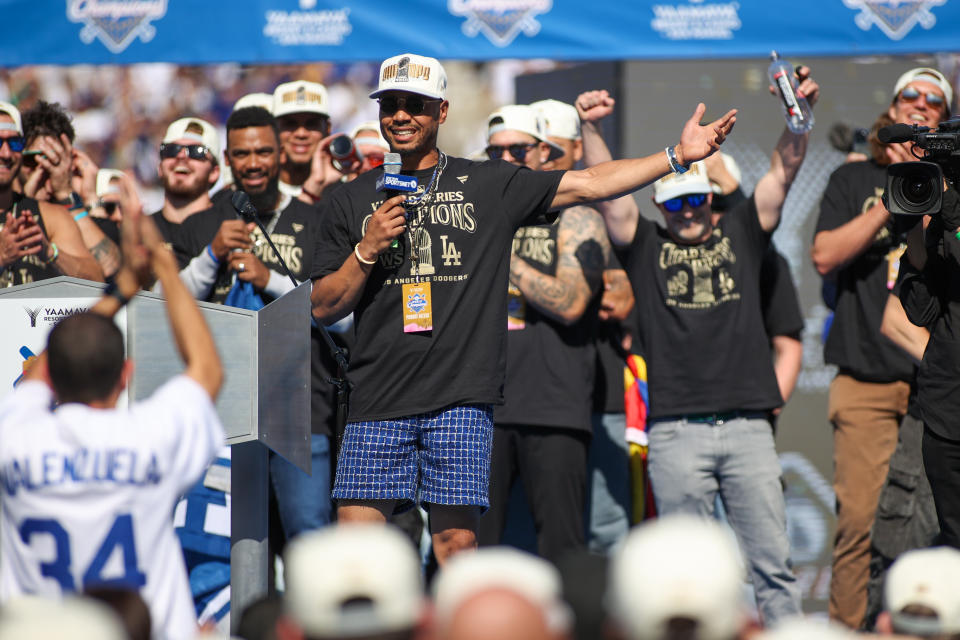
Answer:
[{"left": 91, "top": 238, "right": 122, "bottom": 276}]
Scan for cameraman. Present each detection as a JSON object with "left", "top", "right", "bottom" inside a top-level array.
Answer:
[
  {"left": 900, "top": 186, "right": 960, "bottom": 551},
  {"left": 811, "top": 67, "right": 952, "bottom": 629}
]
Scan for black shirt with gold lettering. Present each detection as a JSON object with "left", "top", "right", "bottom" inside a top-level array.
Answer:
[
  {"left": 625, "top": 195, "right": 782, "bottom": 419},
  {"left": 312, "top": 156, "right": 563, "bottom": 422}
]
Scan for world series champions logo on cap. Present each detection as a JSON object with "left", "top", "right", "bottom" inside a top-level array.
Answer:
[
  {"left": 67, "top": 0, "right": 168, "bottom": 53},
  {"left": 843, "top": 0, "right": 945, "bottom": 40},
  {"left": 448, "top": 0, "right": 553, "bottom": 47}
]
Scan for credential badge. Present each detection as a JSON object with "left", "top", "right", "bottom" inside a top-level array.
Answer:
[
  {"left": 67, "top": 0, "right": 168, "bottom": 53},
  {"left": 448, "top": 0, "right": 553, "bottom": 47}
]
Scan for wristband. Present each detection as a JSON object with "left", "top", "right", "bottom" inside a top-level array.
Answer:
[
  {"left": 205, "top": 244, "right": 221, "bottom": 264},
  {"left": 103, "top": 280, "right": 131, "bottom": 307},
  {"left": 301, "top": 185, "right": 323, "bottom": 201},
  {"left": 354, "top": 243, "right": 377, "bottom": 266},
  {"left": 665, "top": 145, "right": 688, "bottom": 174},
  {"left": 73, "top": 209, "right": 89, "bottom": 222},
  {"left": 43, "top": 243, "right": 59, "bottom": 266}
]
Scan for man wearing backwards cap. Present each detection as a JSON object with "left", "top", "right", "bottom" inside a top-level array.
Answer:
[
  {"left": 598, "top": 68, "right": 819, "bottom": 626},
  {"left": 477, "top": 102, "right": 612, "bottom": 561},
  {"left": 277, "top": 524, "right": 426, "bottom": 640},
  {"left": 0, "top": 101, "right": 102, "bottom": 286},
  {"left": 310, "top": 52, "right": 735, "bottom": 564},
  {"left": 810, "top": 66, "right": 952, "bottom": 629},
  {"left": 875, "top": 547, "right": 960, "bottom": 639}
]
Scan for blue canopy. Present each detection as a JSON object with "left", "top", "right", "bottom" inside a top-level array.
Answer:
[{"left": 3, "top": 0, "right": 958, "bottom": 66}]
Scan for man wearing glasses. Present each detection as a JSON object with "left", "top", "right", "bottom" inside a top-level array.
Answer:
[
  {"left": 477, "top": 103, "right": 611, "bottom": 561},
  {"left": 600, "top": 68, "right": 819, "bottom": 626},
  {"left": 310, "top": 52, "right": 736, "bottom": 566},
  {"left": 151, "top": 117, "right": 221, "bottom": 269},
  {"left": 0, "top": 101, "right": 102, "bottom": 287},
  {"left": 811, "top": 67, "right": 952, "bottom": 629}
]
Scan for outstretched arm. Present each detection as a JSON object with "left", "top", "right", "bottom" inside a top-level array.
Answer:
[
  {"left": 551, "top": 103, "right": 736, "bottom": 224},
  {"left": 509, "top": 206, "right": 610, "bottom": 325},
  {"left": 576, "top": 90, "right": 641, "bottom": 248},
  {"left": 754, "top": 68, "right": 819, "bottom": 233}
]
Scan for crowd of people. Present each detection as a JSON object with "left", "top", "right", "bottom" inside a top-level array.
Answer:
[{"left": 0, "top": 52, "right": 958, "bottom": 640}]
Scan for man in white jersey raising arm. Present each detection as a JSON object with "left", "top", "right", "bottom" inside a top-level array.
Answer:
[{"left": 0, "top": 175, "right": 225, "bottom": 640}]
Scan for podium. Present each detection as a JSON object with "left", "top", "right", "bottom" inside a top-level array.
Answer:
[{"left": 0, "top": 277, "right": 311, "bottom": 626}]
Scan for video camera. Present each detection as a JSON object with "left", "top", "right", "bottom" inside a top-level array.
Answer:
[{"left": 881, "top": 116, "right": 960, "bottom": 215}]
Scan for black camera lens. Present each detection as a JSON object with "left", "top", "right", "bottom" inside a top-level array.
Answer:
[
  {"left": 903, "top": 177, "right": 933, "bottom": 203},
  {"left": 886, "top": 161, "right": 943, "bottom": 216},
  {"left": 328, "top": 134, "right": 354, "bottom": 159}
]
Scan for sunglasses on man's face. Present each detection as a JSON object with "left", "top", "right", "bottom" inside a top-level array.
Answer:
[
  {"left": 662, "top": 193, "right": 708, "bottom": 213},
  {"left": 159, "top": 143, "right": 210, "bottom": 161},
  {"left": 898, "top": 86, "right": 945, "bottom": 107},
  {"left": 485, "top": 143, "right": 537, "bottom": 162},
  {"left": 0, "top": 136, "right": 26, "bottom": 153},
  {"left": 378, "top": 95, "right": 441, "bottom": 116}
]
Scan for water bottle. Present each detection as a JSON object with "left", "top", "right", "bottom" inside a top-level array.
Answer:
[{"left": 768, "top": 51, "right": 814, "bottom": 134}]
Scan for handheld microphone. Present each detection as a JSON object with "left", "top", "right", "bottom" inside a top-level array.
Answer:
[
  {"left": 376, "top": 153, "right": 418, "bottom": 249},
  {"left": 878, "top": 123, "right": 926, "bottom": 144}
]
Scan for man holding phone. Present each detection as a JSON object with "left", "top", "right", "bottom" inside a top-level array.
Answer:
[{"left": 0, "top": 100, "right": 102, "bottom": 286}]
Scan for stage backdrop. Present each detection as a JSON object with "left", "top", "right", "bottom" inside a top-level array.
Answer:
[{"left": 1, "top": 0, "right": 958, "bottom": 66}]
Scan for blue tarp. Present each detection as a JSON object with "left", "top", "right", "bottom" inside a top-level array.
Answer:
[{"left": 3, "top": 1, "right": 958, "bottom": 66}]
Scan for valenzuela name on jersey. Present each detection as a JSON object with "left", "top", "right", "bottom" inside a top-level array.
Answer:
[{"left": 2, "top": 448, "right": 162, "bottom": 496}]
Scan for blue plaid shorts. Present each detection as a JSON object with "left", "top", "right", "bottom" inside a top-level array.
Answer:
[{"left": 332, "top": 404, "right": 494, "bottom": 511}]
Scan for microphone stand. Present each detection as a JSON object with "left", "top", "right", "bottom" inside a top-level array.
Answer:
[{"left": 234, "top": 194, "right": 350, "bottom": 437}]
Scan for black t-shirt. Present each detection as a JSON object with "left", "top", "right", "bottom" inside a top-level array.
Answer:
[
  {"left": 312, "top": 155, "right": 564, "bottom": 421},
  {"left": 495, "top": 211, "right": 601, "bottom": 432},
  {"left": 760, "top": 246, "right": 804, "bottom": 339},
  {"left": 150, "top": 209, "right": 208, "bottom": 270},
  {"left": 92, "top": 217, "right": 120, "bottom": 249},
  {"left": 178, "top": 196, "right": 319, "bottom": 305},
  {"left": 814, "top": 160, "right": 913, "bottom": 383},
  {"left": 0, "top": 194, "right": 57, "bottom": 287},
  {"left": 625, "top": 195, "right": 782, "bottom": 419},
  {"left": 900, "top": 221, "right": 960, "bottom": 439}
]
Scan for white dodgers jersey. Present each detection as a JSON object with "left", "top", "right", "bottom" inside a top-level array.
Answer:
[{"left": 0, "top": 375, "right": 224, "bottom": 640}]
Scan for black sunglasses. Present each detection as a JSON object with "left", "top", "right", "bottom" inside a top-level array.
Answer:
[
  {"left": 486, "top": 143, "right": 537, "bottom": 162},
  {"left": 378, "top": 95, "right": 441, "bottom": 116},
  {"left": 0, "top": 136, "right": 26, "bottom": 153},
  {"left": 662, "top": 193, "right": 708, "bottom": 213},
  {"left": 159, "top": 142, "right": 211, "bottom": 161},
  {"left": 898, "top": 86, "right": 945, "bottom": 107}
]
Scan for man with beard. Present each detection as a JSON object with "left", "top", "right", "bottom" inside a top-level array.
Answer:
[
  {"left": 176, "top": 106, "right": 335, "bottom": 546},
  {"left": 810, "top": 67, "right": 952, "bottom": 629},
  {"left": 310, "top": 53, "right": 736, "bottom": 565},
  {"left": 0, "top": 101, "right": 102, "bottom": 287},
  {"left": 150, "top": 117, "right": 220, "bottom": 269}
]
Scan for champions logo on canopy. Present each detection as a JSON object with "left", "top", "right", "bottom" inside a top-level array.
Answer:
[
  {"left": 448, "top": 0, "right": 552, "bottom": 47},
  {"left": 67, "top": 0, "right": 168, "bottom": 53},
  {"left": 843, "top": 0, "right": 945, "bottom": 40}
]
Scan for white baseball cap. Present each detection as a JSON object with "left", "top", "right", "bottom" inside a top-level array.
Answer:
[
  {"left": 0, "top": 596, "right": 127, "bottom": 640},
  {"left": 433, "top": 546, "right": 572, "bottom": 635},
  {"left": 487, "top": 104, "right": 564, "bottom": 162},
  {"left": 351, "top": 120, "right": 390, "bottom": 152},
  {"left": 233, "top": 92, "right": 274, "bottom": 114},
  {"left": 607, "top": 515, "right": 746, "bottom": 640},
  {"left": 283, "top": 524, "right": 424, "bottom": 638},
  {"left": 273, "top": 80, "right": 330, "bottom": 118},
  {"left": 162, "top": 116, "right": 220, "bottom": 161},
  {"left": 370, "top": 53, "right": 447, "bottom": 100},
  {"left": 531, "top": 99, "right": 582, "bottom": 141},
  {"left": 653, "top": 160, "right": 712, "bottom": 203},
  {"left": 753, "top": 618, "right": 856, "bottom": 640},
  {"left": 0, "top": 100, "right": 23, "bottom": 136},
  {"left": 892, "top": 67, "right": 953, "bottom": 113},
  {"left": 885, "top": 546, "right": 960, "bottom": 636}
]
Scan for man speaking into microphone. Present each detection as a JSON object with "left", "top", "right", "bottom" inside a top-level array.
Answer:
[{"left": 310, "top": 53, "right": 737, "bottom": 564}]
